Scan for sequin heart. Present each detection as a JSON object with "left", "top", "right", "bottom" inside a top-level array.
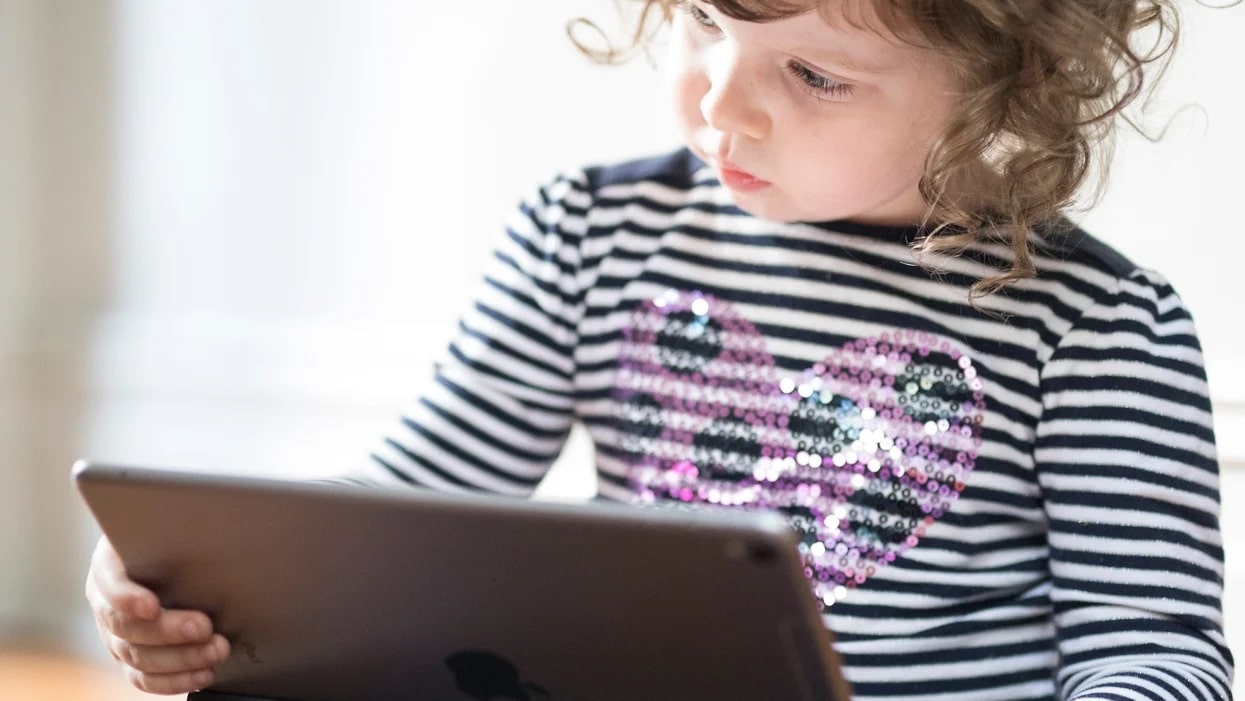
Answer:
[{"left": 614, "top": 290, "right": 985, "bottom": 610}]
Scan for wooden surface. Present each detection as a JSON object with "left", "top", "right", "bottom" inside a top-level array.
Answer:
[{"left": 0, "top": 651, "right": 161, "bottom": 701}]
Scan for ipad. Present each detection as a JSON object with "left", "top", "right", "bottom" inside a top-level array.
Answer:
[{"left": 73, "top": 460, "right": 852, "bottom": 701}]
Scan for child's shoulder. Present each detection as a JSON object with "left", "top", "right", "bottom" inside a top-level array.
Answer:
[
  {"left": 581, "top": 148, "right": 704, "bottom": 193},
  {"left": 1026, "top": 222, "right": 1183, "bottom": 309},
  {"left": 1031, "top": 222, "right": 1141, "bottom": 279},
  {"left": 1030, "top": 220, "right": 1165, "bottom": 283}
]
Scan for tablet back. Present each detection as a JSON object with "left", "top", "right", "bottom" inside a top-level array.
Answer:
[{"left": 74, "top": 460, "right": 851, "bottom": 701}]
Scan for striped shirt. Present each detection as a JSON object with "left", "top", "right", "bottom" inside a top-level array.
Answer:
[{"left": 360, "top": 149, "right": 1234, "bottom": 700}]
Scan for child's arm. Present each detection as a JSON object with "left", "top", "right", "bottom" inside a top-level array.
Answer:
[
  {"left": 331, "top": 171, "right": 597, "bottom": 493},
  {"left": 1035, "top": 269, "right": 1234, "bottom": 699}
]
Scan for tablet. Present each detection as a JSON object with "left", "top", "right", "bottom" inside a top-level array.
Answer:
[{"left": 73, "top": 460, "right": 852, "bottom": 701}]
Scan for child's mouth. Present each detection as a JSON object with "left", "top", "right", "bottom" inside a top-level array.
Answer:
[{"left": 717, "top": 161, "right": 772, "bottom": 193}]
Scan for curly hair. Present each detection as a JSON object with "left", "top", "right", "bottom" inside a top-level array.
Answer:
[{"left": 570, "top": 0, "right": 1182, "bottom": 298}]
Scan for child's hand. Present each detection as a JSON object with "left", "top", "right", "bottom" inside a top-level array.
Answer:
[{"left": 85, "top": 536, "right": 231, "bottom": 695}]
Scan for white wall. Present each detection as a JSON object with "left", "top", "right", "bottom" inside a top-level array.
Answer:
[
  {"left": 0, "top": 0, "right": 40, "bottom": 641},
  {"left": 1, "top": 0, "right": 118, "bottom": 646},
  {"left": 83, "top": 0, "right": 675, "bottom": 478},
  {"left": 2, "top": 0, "right": 1241, "bottom": 673}
]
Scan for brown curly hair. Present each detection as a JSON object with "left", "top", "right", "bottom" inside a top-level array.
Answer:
[{"left": 570, "top": 0, "right": 1182, "bottom": 298}]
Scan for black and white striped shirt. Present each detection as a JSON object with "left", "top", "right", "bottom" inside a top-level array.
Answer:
[{"left": 362, "top": 149, "right": 1234, "bottom": 700}]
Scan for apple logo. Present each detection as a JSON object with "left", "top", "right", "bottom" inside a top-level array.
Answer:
[{"left": 444, "top": 650, "right": 554, "bottom": 700}]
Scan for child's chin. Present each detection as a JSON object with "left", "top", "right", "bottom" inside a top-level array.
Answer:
[{"left": 725, "top": 195, "right": 809, "bottom": 225}]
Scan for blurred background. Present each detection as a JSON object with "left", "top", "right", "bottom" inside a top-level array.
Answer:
[{"left": 1, "top": 0, "right": 1241, "bottom": 696}]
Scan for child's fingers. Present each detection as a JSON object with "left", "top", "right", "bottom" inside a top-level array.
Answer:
[
  {"left": 98, "top": 605, "right": 216, "bottom": 647},
  {"left": 122, "top": 664, "right": 218, "bottom": 696},
  {"left": 86, "top": 535, "right": 224, "bottom": 696},
  {"left": 107, "top": 633, "right": 230, "bottom": 676},
  {"left": 88, "top": 536, "right": 159, "bottom": 620},
  {"left": 87, "top": 535, "right": 216, "bottom": 646}
]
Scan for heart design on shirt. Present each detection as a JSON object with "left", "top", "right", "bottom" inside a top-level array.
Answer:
[{"left": 614, "top": 290, "right": 985, "bottom": 610}]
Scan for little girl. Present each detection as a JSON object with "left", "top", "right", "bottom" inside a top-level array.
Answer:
[{"left": 87, "top": 1, "right": 1235, "bottom": 698}]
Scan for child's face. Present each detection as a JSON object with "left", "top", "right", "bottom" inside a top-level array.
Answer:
[{"left": 669, "top": 1, "right": 958, "bottom": 226}]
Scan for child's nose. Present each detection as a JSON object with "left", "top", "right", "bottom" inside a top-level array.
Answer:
[{"left": 698, "top": 48, "right": 771, "bottom": 141}]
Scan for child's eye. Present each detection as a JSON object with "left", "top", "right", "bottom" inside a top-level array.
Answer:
[
  {"left": 679, "top": 1, "right": 721, "bottom": 33},
  {"left": 786, "top": 61, "right": 855, "bottom": 101}
]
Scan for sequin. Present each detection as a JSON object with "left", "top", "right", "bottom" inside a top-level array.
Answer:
[{"left": 615, "top": 291, "right": 984, "bottom": 611}]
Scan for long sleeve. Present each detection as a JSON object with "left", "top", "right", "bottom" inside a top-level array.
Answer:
[
  {"left": 342, "top": 171, "right": 595, "bottom": 495},
  {"left": 1035, "top": 269, "right": 1234, "bottom": 699}
]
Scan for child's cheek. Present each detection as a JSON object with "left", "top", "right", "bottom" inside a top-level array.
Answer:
[{"left": 665, "top": 55, "right": 711, "bottom": 138}]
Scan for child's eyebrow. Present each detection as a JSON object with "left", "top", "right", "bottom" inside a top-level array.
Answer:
[{"left": 782, "top": 30, "right": 895, "bottom": 76}]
